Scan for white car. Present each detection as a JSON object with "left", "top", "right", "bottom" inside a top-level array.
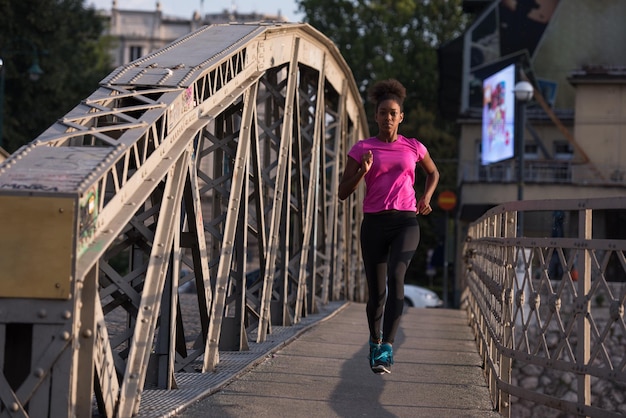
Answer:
[{"left": 404, "top": 284, "right": 443, "bottom": 308}]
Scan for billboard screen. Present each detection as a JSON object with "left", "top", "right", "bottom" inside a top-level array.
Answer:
[{"left": 481, "top": 63, "right": 516, "bottom": 165}]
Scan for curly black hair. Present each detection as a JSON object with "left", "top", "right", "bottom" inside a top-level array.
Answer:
[{"left": 367, "top": 79, "right": 407, "bottom": 110}]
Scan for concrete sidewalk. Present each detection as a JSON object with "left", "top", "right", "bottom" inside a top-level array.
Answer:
[{"left": 175, "top": 303, "right": 499, "bottom": 417}]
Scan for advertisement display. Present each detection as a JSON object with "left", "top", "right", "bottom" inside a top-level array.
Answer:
[{"left": 481, "top": 63, "right": 516, "bottom": 165}]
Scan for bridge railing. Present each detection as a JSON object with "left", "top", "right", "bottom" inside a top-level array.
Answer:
[{"left": 462, "top": 197, "right": 626, "bottom": 418}]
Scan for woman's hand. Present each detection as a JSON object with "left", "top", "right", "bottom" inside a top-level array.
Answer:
[
  {"left": 416, "top": 197, "right": 432, "bottom": 215},
  {"left": 338, "top": 151, "right": 372, "bottom": 200},
  {"left": 361, "top": 150, "right": 373, "bottom": 173},
  {"left": 416, "top": 151, "right": 439, "bottom": 215}
]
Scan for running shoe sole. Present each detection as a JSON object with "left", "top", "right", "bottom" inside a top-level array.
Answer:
[{"left": 371, "top": 364, "right": 391, "bottom": 374}]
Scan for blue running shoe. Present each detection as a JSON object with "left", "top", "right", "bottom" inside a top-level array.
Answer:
[
  {"left": 369, "top": 340, "right": 381, "bottom": 371},
  {"left": 371, "top": 343, "right": 393, "bottom": 374}
]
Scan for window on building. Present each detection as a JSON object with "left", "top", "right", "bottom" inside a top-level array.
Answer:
[
  {"left": 554, "top": 141, "right": 574, "bottom": 160},
  {"left": 524, "top": 142, "right": 539, "bottom": 160},
  {"left": 129, "top": 46, "right": 144, "bottom": 62}
]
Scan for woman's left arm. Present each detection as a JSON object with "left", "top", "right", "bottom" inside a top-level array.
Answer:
[{"left": 416, "top": 151, "right": 440, "bottom": 215}]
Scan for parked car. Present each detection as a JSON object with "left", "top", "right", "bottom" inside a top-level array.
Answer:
[{"left": 404, "top": 284, "right": 443, "bottom": 308}]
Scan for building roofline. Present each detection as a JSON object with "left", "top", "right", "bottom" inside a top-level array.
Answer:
[{"left": 569, "top": 66, "right": 626, "bottom": 85}]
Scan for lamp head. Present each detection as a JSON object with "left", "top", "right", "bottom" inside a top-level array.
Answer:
[
  {"left": 28, "top": 61, "right": 44, "bottom": 81},
  {"left": 513, "top": 81, "right": 534, "bottom": 102}
]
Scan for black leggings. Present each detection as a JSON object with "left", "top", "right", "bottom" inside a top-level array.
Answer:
[{"left": 360, "top": 211, "right": 420, "bottom": 344}]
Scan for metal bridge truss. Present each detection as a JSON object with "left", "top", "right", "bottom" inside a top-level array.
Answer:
[
  {"left": 0, "top": 23, "right": 368, "bottom": 417},
  {"left": 463, "top": 197, "right": 626, "bottom": 418}
]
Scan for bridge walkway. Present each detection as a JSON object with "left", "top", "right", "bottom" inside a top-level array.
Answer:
[{"left": 143, "top": 302, "right": 498, "bottom": 417}]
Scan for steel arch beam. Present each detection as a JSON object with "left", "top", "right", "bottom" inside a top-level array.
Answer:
[{"left": 0, "top": 23, "right": 367, "bottom": 417}]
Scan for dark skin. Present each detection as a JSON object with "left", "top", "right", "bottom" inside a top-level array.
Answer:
[{"left": 338, "top": 98, "right": 439, "bottom": 214}]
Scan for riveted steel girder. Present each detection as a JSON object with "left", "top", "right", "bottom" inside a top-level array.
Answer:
[{"left": 0, "top": 23, "right": 367, "bottom": 417}]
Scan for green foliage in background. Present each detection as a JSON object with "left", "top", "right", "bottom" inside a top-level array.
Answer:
[{"left": 0, "top": 0, "right": 114, "bottom": 153}]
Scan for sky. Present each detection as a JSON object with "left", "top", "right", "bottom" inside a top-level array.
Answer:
[{"left": 87, "top": 0, "right": 304, "bottom": 23}]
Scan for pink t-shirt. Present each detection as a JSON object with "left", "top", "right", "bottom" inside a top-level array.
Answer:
[{"left": 347, "top": 135, "right": 427, "bottom": 213}]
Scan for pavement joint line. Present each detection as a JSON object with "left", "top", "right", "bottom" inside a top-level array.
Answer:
[{"left": 137, "top": 300, "right": 350, "bottom": 417}]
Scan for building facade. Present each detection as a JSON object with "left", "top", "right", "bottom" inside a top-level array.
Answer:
[
  {"left": 99, "top": 0, "right": 288, "bottom": 68},
  {"left": 439, "top": 0, "right": 626, "bottom": 301}
]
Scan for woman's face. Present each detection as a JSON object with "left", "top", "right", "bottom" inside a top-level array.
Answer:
[{"left": 375, "top": 99, "right": 404, "bottom": 136}]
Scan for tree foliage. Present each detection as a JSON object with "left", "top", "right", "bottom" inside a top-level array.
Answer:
[
  {"left": 298, "top": 0, "right": 467, "bottom": 190},
  {"left": 297, "top": 0, "right": 468, "bottom": 285},
  {"left": 0, "top": 0, "right": 114, "bottom": 152},
  {"left": 299, "top": 0, "right": 466, "bottom": 109}
]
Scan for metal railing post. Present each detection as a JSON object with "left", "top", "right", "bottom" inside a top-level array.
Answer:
[
  {"left": 577, "top": 208, "right": 592, "bottom": 416},
  {"left": 499, "top": 211, "right": 516, "bottom": 418}
]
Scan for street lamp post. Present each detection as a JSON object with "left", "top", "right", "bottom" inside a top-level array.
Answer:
[
  {"left": 513, "top": 80, "right": 534, "bottom": 235},
  {"left": 0, "top": 58, "right": 5, "bottom": 149}
]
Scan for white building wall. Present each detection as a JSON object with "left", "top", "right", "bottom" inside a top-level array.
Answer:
[{"left": 99, "top": 2, "right": 286, "bottom": 67}]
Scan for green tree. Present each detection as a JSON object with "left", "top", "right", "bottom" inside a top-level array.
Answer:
[
  {"left": 0, "top": 0, "right": 114, "bottom": 153},
  {"left": 298, "top": 0, "right": 467, "bottom": 287},
  {"left": 299, "top": 0, "right": 466, "bottom": 111}
]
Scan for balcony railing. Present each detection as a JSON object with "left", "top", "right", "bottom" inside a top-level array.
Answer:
[
  {"left": 462, "top": 197, "right": 626, "bottom": 417},
  {"left": 459, "top": 160, "right": 626, "bottom": 186}
]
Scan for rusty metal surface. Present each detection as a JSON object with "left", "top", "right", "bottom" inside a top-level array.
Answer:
[{"left": 0, "top": 195, "right": 74, "bottom": 299}]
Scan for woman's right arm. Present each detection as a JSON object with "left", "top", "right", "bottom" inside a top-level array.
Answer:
[{"left": 338, "top": 151, "right": 372, "bottom": 200}]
